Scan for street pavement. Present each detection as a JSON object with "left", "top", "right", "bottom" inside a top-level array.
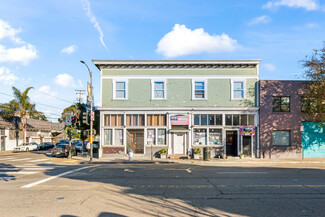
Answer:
[{"left": 1, "top": 151, "right": 325, "bottom": 217}]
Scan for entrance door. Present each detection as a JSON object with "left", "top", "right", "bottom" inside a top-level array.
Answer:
[
  {"left": 1, "top": 137, "right": 5, "bottom": 151},
  {"left": 243, "top": 136, "right": 251, "bottom": 156},
  {"left": 226, "top": 131, "right": 238, "bottom": 156},
  {"left": 127, "top": 130, "right": 144, "bottom": 154},
  {"left": 173, "top": 133, "right": 185, "bottom": 154}
]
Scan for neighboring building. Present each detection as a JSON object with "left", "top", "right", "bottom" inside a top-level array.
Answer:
[
  {"left": 0, "top": 116, "right": 64, "bottom": 151},
  {"left": 259, "top": 80, "right": 325, "bottom": 158},
  {"left": 94, "top": 60, "right": 260, "bottom": 158}
]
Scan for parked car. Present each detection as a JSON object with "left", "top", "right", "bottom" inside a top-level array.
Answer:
[
  {"left": 75, "top": 142, "right": 83, "bottom": 153},
  {"left": 84, "top": 141, "right": 99, "bottom": 153},
  {"left": 39, "top": 142, "right": 55, "bottom": 150},
  {"left": 51, "top": 143, "right": 76, "bottom": 157},
  {"left": 57, "top": 139, "right": 69, "bottom": 144},
  {"left": 13, "top": 142, "right": 39, "bottom": 152}
]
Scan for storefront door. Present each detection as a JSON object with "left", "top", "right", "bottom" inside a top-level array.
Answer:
[
  {"left": 1, "top": 137, "right": 5, "bottom": 151},
  {"left": 173, "top": 133, "right": 185, "bottom": 154},
  {"left": 226, "top": 131, "right": 238, "bottom": 156},
  {"left": 127, "top": 130, "right": 144, "bottom": 154}
]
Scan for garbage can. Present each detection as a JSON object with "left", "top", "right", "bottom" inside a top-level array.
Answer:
[{"left": 203, "top": 147, "right": 210, "bottom": 161}]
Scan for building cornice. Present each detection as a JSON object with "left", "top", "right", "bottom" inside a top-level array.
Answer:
[{"left": 92, "top": 60, "right": 261, "bottom": 71}]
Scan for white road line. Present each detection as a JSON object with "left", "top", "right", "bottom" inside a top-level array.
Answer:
[
  {"left": 21, "top": 165, "right": 99, "bottom": 189},
  {"left": 0, "top": 177, "right": 16, "bottom": 181},
  {"left": 8, "top": 158, "right": 32, "bottom": 162},
  {"left": 28, "top": 159, "right": 50, "bottom": 162},
  {"left": 217, "top": 172, "right": 268, "bottom": 174},
  {"left": 0, "top": 167, "right": 55, "bottom": 171},
  {"left": 0, "top": 171, "right": 38, "bottom": 175},
  {"left": 17, "top": 165, "right": 66, "bottom": 168},
  {"left": 0, "top": 157, "right": 14, "bottom": 160}
]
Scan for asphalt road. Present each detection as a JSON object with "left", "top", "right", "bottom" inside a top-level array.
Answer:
[{"left": 1, "top": 151, "right": 325, "bottom": 217}]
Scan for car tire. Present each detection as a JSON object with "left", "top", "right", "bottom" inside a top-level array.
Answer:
[{"left": 26, "top": 148, "right": 29, "bottom": 152}]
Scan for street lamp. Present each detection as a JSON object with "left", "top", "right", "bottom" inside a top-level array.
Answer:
[{"left": 80, "top": 60, "right": 93, "bottom": 162}]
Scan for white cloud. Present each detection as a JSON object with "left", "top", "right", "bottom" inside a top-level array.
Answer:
[
  {"left": 0, "top": 19, "right": 38, "bottom": 64},
  {"left": 54, "top": 74, "right": 81, "bottom": 88},
  {"left": 0, "top": 66, "right": 19, "bottom": 85},
  {"left": 81, "top": 0, "right": 107, "bottom": 49},
  {"left": 305, "top": 23, "right": 317, "bottom": 28},
  {"left": 248, "top": 15, "right": 272, "bottom": 25},
  {"left": 264, "top": 63, "right": 276, "bottom": 72},
  {"left": 156, "top": 24, "right": 240, "bottom": 58},
  {"left": 61, "top": 45, "right": 78, "bottom": 54},
  {"left": 263, "top": 0, "right": 319, "bottom": 11},
  {"left": 38, "top": 85, "right": 58, "bottom": 97}
]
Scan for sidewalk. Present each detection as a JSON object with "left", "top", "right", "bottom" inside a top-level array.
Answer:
[{"left": 72, "top": 154, "right": 325, "bottom": 166}]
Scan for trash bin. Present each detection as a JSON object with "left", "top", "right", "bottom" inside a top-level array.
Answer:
[{"left": 203, "top": 147, "right": 210, "bottom": 161}]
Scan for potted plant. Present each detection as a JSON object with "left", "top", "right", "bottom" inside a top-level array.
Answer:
[
  {"left": 193, "top": 147, "right": 201, "bottom": 159},
  {"left": 239, "top": 154, "right": 244, "bottom": 159},
  {"left": 158, "top": 148, "right": 167, "bottom": 159}
]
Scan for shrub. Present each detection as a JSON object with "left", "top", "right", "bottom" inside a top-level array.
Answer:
[
  {"left": 158, "top": 148, "right": 167, "bottom": 154},
  {"left": 193, "top": 147, "right": 201, "bottom": 154}
]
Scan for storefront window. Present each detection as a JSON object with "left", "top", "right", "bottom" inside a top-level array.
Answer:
[
  {"left": 208, "top": 115, "right": 214, "bottom": 125},
  {"left": 248, "top": 115, "right": 255, "bottom": 125},
  {"left": 126, "top": 114, "right": 145, "bottom": 126},
  {"left": 147, "top": 129, "right": 155, "bottom": 145},
  {"left": 193, "top": 129, "right": 207, "bottom": 145},
  {"left": 115, "top": 129, "right": 123, "bottom": 145},
  {"left": 104, "top": 129, "right": 112, "bottom": 145},
  {"left": 241, "top": 115, "right": 247, "bottom": 126},
  {"left": 194, "top": 115, "right": 200, "bottom": 125},
  {"left": 201, "top": 115, "right": 207, "bottom": 126},
  {"left": 216, "top": 115, "right": 222, "bottom": 125},
  {"left": 147, "top": 114, "right": 166, "bottom": 126},
  {"left": 157, "top": 129, "right": 166, "bottom": 145},
  {"left": 209, "top": 129, "right": 222, "bottom": 145},
  {"left": 233, "top": 115, "right": 239, "bottom": 126},
  {"left": 226, "top": 115, "right": 232, "bottom": 125},
  {"left": 105, "top": 115, "right": 124, "bottom": 126}
]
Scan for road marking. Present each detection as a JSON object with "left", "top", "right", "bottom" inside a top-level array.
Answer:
[
  {"left": 0, "top": 171, "right": 38, "bottom": 175},
  {"left": 0, "top": 157, "right": 14, "bottom": 160},
  {"left": 21, "top": 165, "right": 99, "bottom": 188},
  {"left": 217, "top": 172, "right": 268, "bottom": 174},
  {"left": 8, "top": 158, "right": 32, "bottom": 162},
  {"left": 124, "top": 169, "right": 134, "bottom": 173},
  {"left": 17, "top": 165, "right": 66, "bottom": 168},
  {"left": 185, "top": 168, "right": 192, "bottom": 174},
  {"left": 28, "top": 159, "right": 49, "bottom": 162},
  {"left": 62, "top": 160, "right": 78, "bottom": 163}
]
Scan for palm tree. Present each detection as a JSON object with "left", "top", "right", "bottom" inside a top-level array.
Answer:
[{"left": 0, "top": 86, "right": 47, "bottom": 142}]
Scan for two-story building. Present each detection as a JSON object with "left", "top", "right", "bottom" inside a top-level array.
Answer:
[{"left": 94, "top": 60, "right": 260, "bottom": 158}]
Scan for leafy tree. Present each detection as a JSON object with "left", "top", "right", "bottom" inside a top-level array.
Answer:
[
  {"left": 302, "top": 44, "right": 325, "bottom": 120},
  {"left": 0, "top": 86, "right": 47, "bottom": 142}
]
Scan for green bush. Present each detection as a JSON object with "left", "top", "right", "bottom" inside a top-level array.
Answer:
[
  {"left": 158, "top": 148, "right": 167, "bottom": 154},
  {"left": 193, "top": 147, "right": 201, "bottom": 154}
]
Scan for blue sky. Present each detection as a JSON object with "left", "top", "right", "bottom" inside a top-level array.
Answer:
[{"left": 0, "top": 0, "right": 325, "bottom": 122}]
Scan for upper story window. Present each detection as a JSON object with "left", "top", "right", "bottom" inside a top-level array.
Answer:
[
  {"left": 113, "top": 80, "right": 128, "bottom": 100},
  {"left": 192, "top": 80, "right": 207, "bottom": 100},
  {"left": 231, "top": 80, "right": 245, "bottom": 100},
  {"left": 152, "top": 80, "right": 166, "bottom": 100},
  {"left": 272, "top": 96, "right": 290, "bottom": 112}
]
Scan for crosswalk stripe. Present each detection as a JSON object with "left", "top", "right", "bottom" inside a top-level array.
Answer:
[
  {"left": 29, "top": 159, "right": 50, "bottom": 162},
  {"left": 8, "top": 158, "right": 32, "bottom": 162},
  {"left": 17, "top": 165, "right": 66, "bottom": 168},
  {"left": 0, "top": 171, "right": 38, "bottom": 175},
  {"left": 0, "top": 167, "right": 54, "bottom": 171}
]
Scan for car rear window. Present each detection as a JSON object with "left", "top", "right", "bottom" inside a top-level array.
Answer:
[{"left": 56, "top": 145, "right": 66, "bottom": 148}]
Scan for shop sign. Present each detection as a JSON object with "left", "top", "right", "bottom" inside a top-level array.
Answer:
[
  {"left": 170, "top": 115, "right": 189, "bottom": 125},
  {"left": 239, "top": 126, "right": 256, "bottom": 136}
]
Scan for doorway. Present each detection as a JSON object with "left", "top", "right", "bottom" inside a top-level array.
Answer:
[
  {"left": 127, "top": 129, "right": 144, "bottom": 154},
  {"left": 1, "top": 137, "right": 5, "bottom": 151},
  {"left": 173, "top": 133, "right": 186, "bottom": 154},
  {"left": 226, "top": 131, "right": 238, "bottom": 156},
  {"left": 242, "top": 136, "right": 252, "bottom": 156}
]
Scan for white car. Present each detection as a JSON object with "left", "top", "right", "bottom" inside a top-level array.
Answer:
[{"left": 13, "top": 142, "right": 39, "bottom": 152}]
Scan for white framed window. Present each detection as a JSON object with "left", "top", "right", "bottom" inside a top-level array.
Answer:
[
  {"left": 192, "top": 80, "right": 207, "bottom": 100},
  {"left": 113, "top": 80, "right": 128, "bottom": 100},
  {"left": 104, "top": 129, "right": 113, "bottom": 145},
  {"left": 231, "top": 80, "right": 246, "bottom": 100},
  {"left": 272, "top": 131, "right": 290, "bottom": 146},
  {"left": 151, "top": 80, "right": 166, "bottom": 100}
]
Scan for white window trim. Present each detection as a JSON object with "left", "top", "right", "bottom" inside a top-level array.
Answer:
[
  {"left": 113, "top": 79, "right": 128, "bottom": 100},
  {"left": 231, "top": 79, "right": 246, "bottom": 100},
  {"left": 192, "top": 79, "right": 207, "bottom": 100},
  {"left": 151, "top": 79, "right": 167, "bottom": 100}
]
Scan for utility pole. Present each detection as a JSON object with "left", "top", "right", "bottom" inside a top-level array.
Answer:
[
  {"left": 75, "top": 90, "right": 85, "bottom": 104},
  {"left": 80, "top": 61, "right": 94, "bottom": 162}
]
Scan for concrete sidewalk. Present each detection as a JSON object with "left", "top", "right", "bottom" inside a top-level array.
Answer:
[{"left": 72, "top": 154, "right": 325, "bottom": 166}]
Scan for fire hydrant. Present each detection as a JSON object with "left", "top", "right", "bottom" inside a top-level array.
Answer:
[{"left": 128, "top": 149, "right": 133, "bottom": 161}]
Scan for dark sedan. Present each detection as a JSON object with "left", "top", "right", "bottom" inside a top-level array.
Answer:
[
  {"left": 51, "top": 143, "right": 76, "bottom": 157},
  {"left": 39, "top": 142, "right": 55, "bottom": 150}
]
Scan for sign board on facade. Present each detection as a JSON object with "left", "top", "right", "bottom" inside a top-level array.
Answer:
[
  {"left": 300, "top": 126, "right": 304, "bottom": 132},
  {"left": 170, "top": 115, "right": 189, "bottom": 126},
  {"left": 239, "top": 126, "right": 256, "bottom": 136}
]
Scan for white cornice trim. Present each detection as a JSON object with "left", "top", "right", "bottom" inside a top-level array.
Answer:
[
  {"left": 97, "top": 107, "right": 259, "bottom": 112},
  {"left": 101, "top": 75, "right": 258, "bottom": 79}
]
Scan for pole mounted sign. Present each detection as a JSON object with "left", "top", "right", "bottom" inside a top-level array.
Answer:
[{"left": 65, "top": 115, "right": 72, "bottom": 126}]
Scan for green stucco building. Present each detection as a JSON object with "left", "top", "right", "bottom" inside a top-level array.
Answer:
[{"left": 93, "top": 60, "right": 260, "bottom": 158}]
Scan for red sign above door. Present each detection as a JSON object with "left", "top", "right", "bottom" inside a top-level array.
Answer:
[
  {"left": 239, "top": 126, "right": 256, "bottom": 136},
  {"left": 170, "top": 115, "right": 190, "bottom": 125}
]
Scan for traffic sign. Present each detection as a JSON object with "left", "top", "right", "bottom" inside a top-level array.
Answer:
[
  {"left": 91, "top": 111, "right": 95, "bottom": 121},
  {"left": 65, "top": 115, "right": 72, "bottom": 126}
]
